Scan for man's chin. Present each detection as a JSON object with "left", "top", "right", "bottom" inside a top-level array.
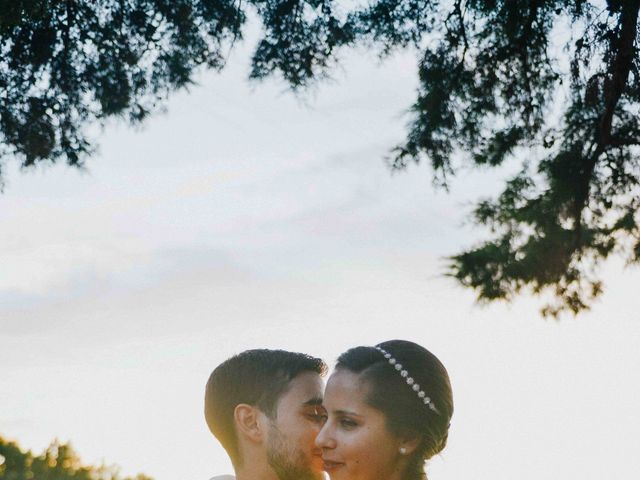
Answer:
[
  {"left": 301, "top": 458, "right": 325, "bottom": 480},
  {"left": 289, "top": 467, "right": 324, "bottom": 480},
  {"left": 308, "top": 469, "right": 325, "bottom": 480},
  {"left": 269, "top": 458, "right": 324, "bottom": 480},
  {"left": 310, "top": 456, "right": 326, "bottom": 479}
]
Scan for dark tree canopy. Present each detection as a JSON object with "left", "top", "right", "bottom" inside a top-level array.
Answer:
[
  {"left": 0, "top": 0, "right": 243, "bottom": 173},
  {"left": 1, "top": 0, "right": 639, "bottom": 316},
  {"left": 0, "top": 435, "right": 152, "bottom": 480}
]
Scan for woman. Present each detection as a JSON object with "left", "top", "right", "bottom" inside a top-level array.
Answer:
[{"left": 316, "top": 340, "right": 453, "bottom": 480}]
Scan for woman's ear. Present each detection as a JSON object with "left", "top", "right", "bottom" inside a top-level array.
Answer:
[
  {"left": 398, "top": 435, "right": 421, "bottom": 457},
  {"left": 234, "top": 404, "right": 265, "bottom": 443}
]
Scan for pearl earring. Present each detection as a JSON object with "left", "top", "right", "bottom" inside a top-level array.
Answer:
[{"left": 399, "top": 447, "right": 407, "bottom": 455}]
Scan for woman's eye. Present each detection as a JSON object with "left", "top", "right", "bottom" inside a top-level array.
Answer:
[{"left": 340, "top": 418, "right": 358, "bottom": 429}]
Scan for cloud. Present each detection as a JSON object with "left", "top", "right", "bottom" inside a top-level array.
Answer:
[{"left": 0, "top": 243, "right": 250, "bottom": 334}]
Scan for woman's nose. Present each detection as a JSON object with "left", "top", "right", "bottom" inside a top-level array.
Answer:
[{"left": 315, "top": 422, "right": 336, "bottom": 449}]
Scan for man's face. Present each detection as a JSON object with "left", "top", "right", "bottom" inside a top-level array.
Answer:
[{"left": 266, "top": 371, "right": 326, "bottom": 480}]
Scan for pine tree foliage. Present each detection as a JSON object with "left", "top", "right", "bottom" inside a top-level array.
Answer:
[
  {"left": 1, "top": 0, "right": 639, "bottom": 316},
  {"left": 0, "top": 0, "right": 243, "bottom": 175}
]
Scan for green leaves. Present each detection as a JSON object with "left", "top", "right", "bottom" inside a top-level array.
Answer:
[{"left": 0, "top": 436, "right": 152, "bottom": 480}]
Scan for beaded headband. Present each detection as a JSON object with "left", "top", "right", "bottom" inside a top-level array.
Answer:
[{"left": 375, "top": 346, "right": 440, "bottom": 414}]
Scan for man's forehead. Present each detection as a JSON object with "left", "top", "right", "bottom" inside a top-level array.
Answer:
[{"left": 278, "top": 371, "right": 324, "bottom": 406}]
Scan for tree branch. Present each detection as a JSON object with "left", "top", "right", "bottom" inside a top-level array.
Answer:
[
  {"left": 574, "top": 1, "right": 640, "bottom": 243},
  {"left": 599, "top": 1, "right": 640, "bottom": 148}
]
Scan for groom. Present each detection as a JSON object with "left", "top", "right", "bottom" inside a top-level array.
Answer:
[{"left": 205, "top": 349, "right": 327, "bottom": 480}]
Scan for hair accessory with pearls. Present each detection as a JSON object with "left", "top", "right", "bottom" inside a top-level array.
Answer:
[{"left": 375, "top": 346, "right": 440, "bottom": 414}]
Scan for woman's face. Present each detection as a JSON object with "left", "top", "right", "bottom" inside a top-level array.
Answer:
[{"left": 315, "top": 369, "right": 406, "bottom": 480}]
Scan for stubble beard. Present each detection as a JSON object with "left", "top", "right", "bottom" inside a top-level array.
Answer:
[{"left": 266, "top": 423, "right": 322, "bottom": 480}]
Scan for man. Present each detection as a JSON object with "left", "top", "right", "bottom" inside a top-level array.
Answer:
[{"left": 205, "top": 349, "right": 327, "bottom": 480}]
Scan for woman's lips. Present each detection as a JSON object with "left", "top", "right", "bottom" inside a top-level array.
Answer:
[{"left": 322, "top": 459, "right": 345, "bottom": 471}]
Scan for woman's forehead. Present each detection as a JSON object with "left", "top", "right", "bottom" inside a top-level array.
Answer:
[{"left": 324, "top": 370, "right": 369, "bottom": 406}]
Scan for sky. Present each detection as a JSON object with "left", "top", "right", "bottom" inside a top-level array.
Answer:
[{"left": 1, "top": 25, "right": 640, "bottom": 480}]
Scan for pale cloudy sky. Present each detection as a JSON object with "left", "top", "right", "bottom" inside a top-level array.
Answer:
[{"left": 1, "top": 29, "right": 640, "bottom": 480}]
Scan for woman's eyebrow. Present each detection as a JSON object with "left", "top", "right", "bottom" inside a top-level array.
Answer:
[
  {"left": 303, "top": 396, "right": 324, "bottom": 406},
  {"left": 332, "top": 409, "right": 362, "bottom": 417}
]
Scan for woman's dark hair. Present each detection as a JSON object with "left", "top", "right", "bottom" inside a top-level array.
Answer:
[{"left": 336, "top": 340, "right": 453, "bottom": 480}]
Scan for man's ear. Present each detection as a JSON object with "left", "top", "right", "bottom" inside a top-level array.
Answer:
[{"left": 234, "top": 404, "right": 266, "bottom": 443}]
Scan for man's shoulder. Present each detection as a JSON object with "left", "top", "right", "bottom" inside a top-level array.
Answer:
[{"left": 209, "top": 476, "right": 235, "bottom": 480}]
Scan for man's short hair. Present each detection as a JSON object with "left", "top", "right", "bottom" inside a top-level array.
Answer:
[{"left": 204, "top": 349, "right": 327, "bottom": 466}]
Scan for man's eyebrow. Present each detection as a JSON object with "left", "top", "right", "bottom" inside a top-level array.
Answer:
[{"left": 303, "top": 397, "right": 324, "bottom": 406}]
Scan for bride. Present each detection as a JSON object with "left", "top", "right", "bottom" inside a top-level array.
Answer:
[{"left": 316, "top": 339, "right": 453, "bottom": 480}]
